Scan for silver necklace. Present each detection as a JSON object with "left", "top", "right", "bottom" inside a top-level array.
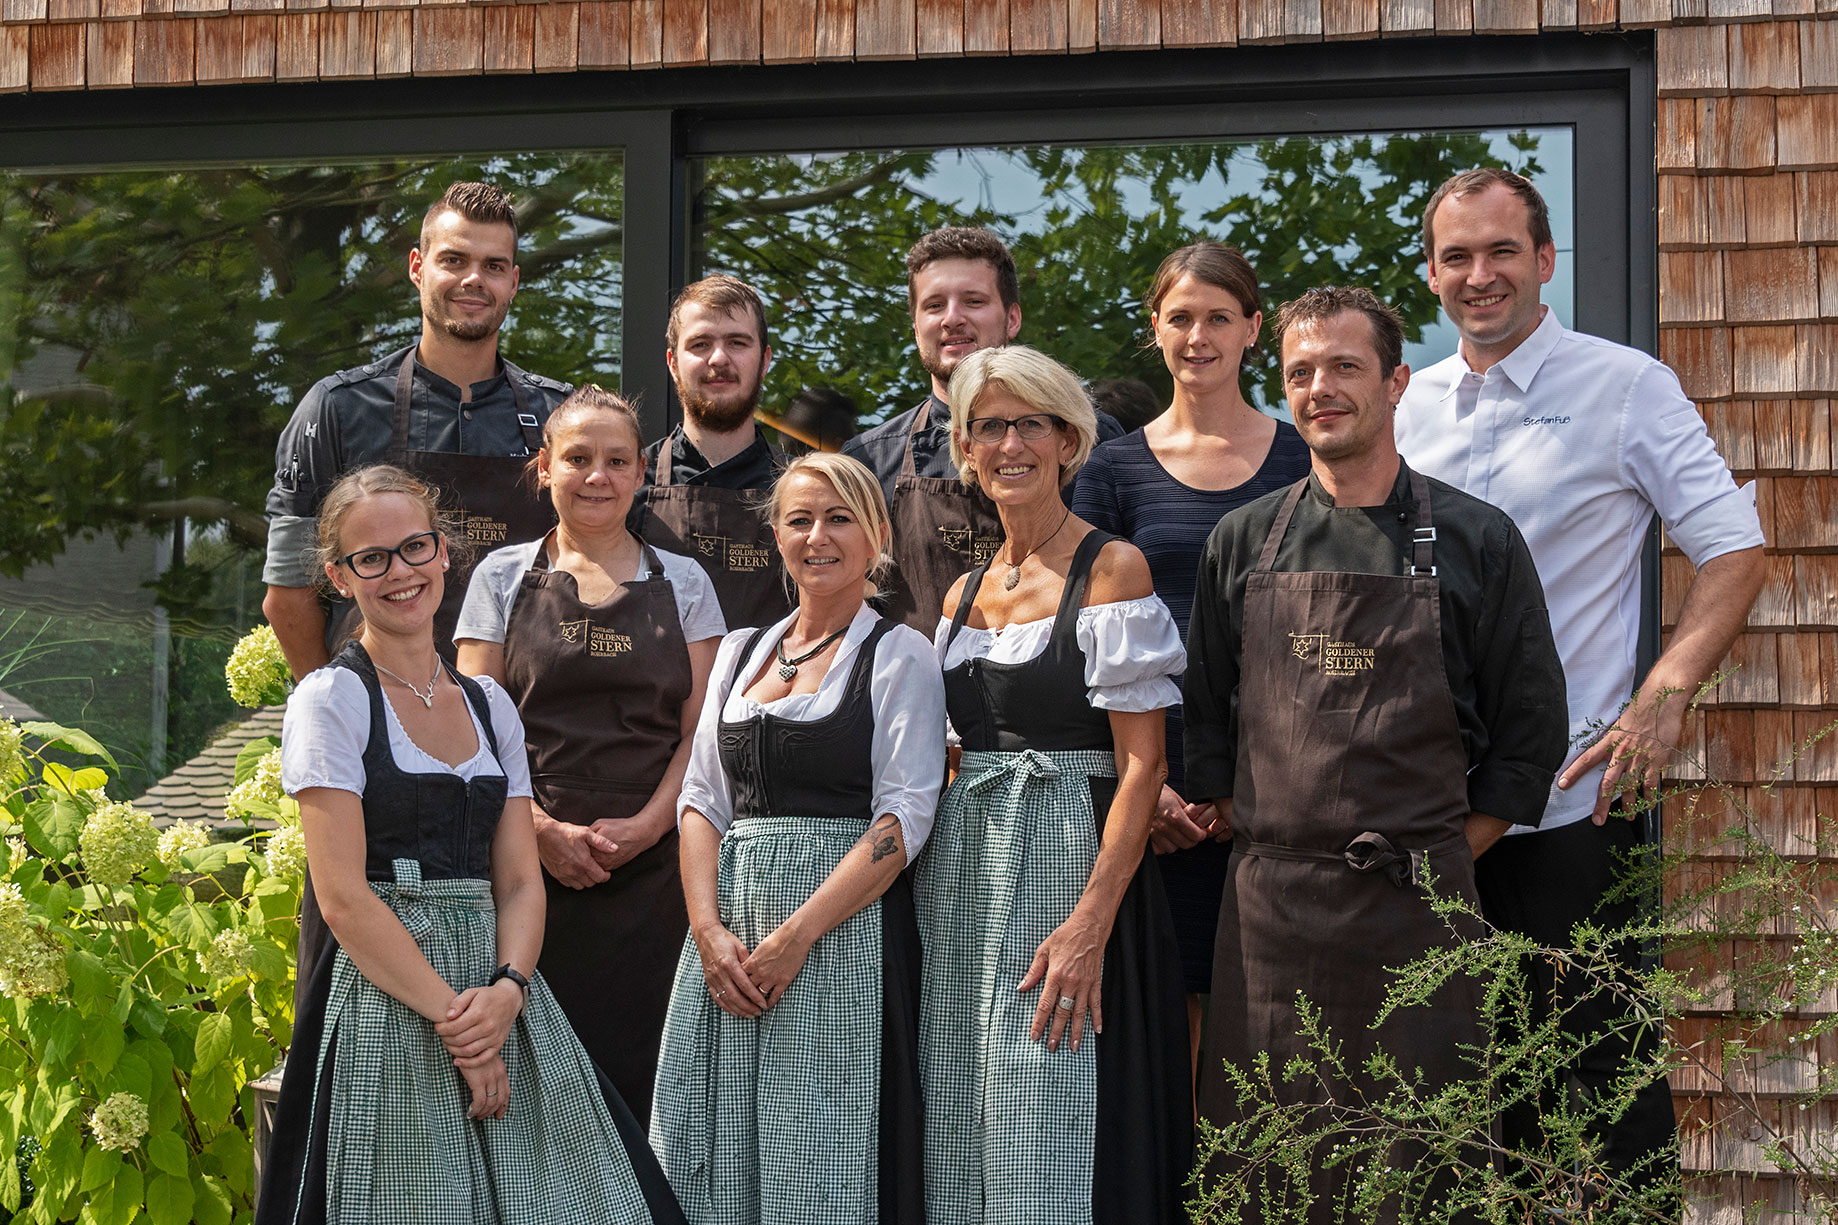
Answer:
[
  {"left": 775, "top": 626, "right": 850, "bottom": 681},
  {"left": 374, "top": 657, "right": 441, "bottom": 709},
  {"left": 1001, "top": 507, "right": 1072, "bottom": 591}
]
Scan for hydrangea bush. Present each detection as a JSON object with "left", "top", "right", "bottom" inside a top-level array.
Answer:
[{"left": 0, "top": 627, "right": 301, "bottom": 1224}]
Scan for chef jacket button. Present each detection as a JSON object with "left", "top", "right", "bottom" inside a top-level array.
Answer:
[
  {"left": 463, "top": 409, "right": 474, "bottom": 420},
  {"left": 1397, "top": 511, "right": 1407, "bottom": 522}
]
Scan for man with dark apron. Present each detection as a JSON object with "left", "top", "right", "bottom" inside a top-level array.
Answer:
[
  {"left": 261, "top": 182, "right": 567, "bottom": 1008},
  {"left": 634, "top": 275, "right": 792, "bottom": 631},
  {"left": 842, "top": 226, "right": 1121, "bottom": 630},
  {"left": 1183, "top": 288, "right": 1567, "bottom": 1223}
]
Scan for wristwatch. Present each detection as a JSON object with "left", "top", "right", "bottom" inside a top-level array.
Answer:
[{"left": 490, "top": 964, "right": 531, "bottom": 998}]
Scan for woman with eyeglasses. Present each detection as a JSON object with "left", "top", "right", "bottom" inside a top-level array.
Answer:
[
  {"left": 1071, "top": 242, "right": 1309, "bottom": 1085},
  {"left": 917, "top": 346, "right": 1191, "bottom": 1223},
  {"left": 455, "top": 385, "right": 724, "bottom": 1123},
  {"left": 257, "top": 463, "right": 682, "bottom": 1224}
]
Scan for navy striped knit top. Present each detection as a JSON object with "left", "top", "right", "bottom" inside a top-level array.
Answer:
[{"left": 1071, "top": 419, "right": 1312, "bottom": 793}]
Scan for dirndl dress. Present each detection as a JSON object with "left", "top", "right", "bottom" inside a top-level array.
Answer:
[
  {"left": 917, "top": 530, "right": 1192, "bottom": 1225},
  {"left": 651, "top": 616, "right": 928, "bottom": 1225},
  {"left": 256, "top": 642, "right": 683, "bottom": 1225}
]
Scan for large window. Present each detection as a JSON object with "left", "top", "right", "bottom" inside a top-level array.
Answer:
[
  {"left": 692, "top": 130, "right": 1574, "bottom": 422},
  {"left": 0, "top": 152, "right": 623, "bottom": 788}
]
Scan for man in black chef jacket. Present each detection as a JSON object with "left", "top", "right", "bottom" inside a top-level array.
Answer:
[
  {"left": 633, "top": 274, "right": 791, "bottom": 631},
  {"left": 262, "top": 180, "right": 569, "bottom": 679},
  {"left": 1183, "top": 286, "right": 1568, "bottom": 1223},
  {"left": 842, "top": 225, "right": 1122, "bottom": 630}
]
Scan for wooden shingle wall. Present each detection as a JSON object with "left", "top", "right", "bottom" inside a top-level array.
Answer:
[{"left": 2, "top": 0, "right": 1834, "bottom": 1219}]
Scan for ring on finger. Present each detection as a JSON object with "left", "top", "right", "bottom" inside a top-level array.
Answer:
[{"left": 1056, "top": 994, "right": 1076, "bottom": 1011}]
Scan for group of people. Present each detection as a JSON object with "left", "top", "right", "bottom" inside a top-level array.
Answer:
[{"left": 253, "top": 173, "right": 1765, "bottom": 1224}]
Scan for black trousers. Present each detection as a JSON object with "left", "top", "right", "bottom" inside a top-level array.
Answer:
[{"left": 1474, "top": 817, "right": 1678, "bottom": 1194}]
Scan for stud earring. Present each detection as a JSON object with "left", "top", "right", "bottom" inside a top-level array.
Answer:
[
  {"left": 441, "top": 561, "right": 449, "bottom": 570},
  {"left": 338, "top": 588, "right": 349, "bottom": 597}
]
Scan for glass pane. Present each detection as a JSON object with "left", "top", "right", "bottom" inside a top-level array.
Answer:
[
  {"left": 692, "top": 130, "right": 1572, "bottom": 423},
  {"left": 0, "top": 152, "right": 623, "bottom": 792}
]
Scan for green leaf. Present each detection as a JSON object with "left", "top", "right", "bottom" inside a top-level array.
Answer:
[
  {"left": 203, "top": 1125, "right": 253, "bottom": 1197},
  {"left": 128, "top": 995, "right": 168, "bottom": 1037},
  {"left": 79, "top": 1146, "right": 123, "bottom": 1193},
  {"left": 0, "top": 1152, "right": 19, "bottom": 1213},
  {"left": 42, "top": 1008, "right": 83, "bottom": 1073},
  {"left": 188, "top": 1065, "right": 236, "bottom": 1131},
  {"left": 146, "top": 1131, "right": 188, "bottom": 1178},
  {"left": 88, "top": 1162, "right": 142, "bottom": 1225},
  {"left": 245, "top": 938, "right": 289, "bottom": 982},
  {"left": 193, "top": 1012, "right": 232, "bottom": 1078},
  {"left": 180, "top": 842, "right": 235, "bottom": 874},
  {"left": 67, "top": 947, "right": 114, "bottom": 1000},
  {"left": 232, "top": 736, "right": 280, "bottom": 787},
  {"left": 84, "top": 1014, "right": 127, "bottom": 1080},
  {"left": 39, "top": 879, "right": 72, "bottom": 920},
  {"left": 23, "top": 794, "right": 84, "bottom": 858},
  {"left": 165, "top": 901, "right": 219, "bottom": 948},
  {"left": 108, "top": 1051, "right": 152, "bottom": 1101},
  {"left": 192, "top": 1175, "right": 233, "bottom": 1225},
  {"left": 22, "top": 722, "right": 118, "bottom": 768},
  {"left": 145, "top": 1172, "right": 195, "bottom": 1225}
]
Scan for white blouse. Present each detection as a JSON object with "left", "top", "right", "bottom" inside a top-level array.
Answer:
[
  {"left": 453, "top": 536, "right": 728, "bottom": 648},
  {"left": 677, "top": 605, "right": 947, "bottom": 856},
  {"left": 281, "top": 666, "right": 534, "bottom": 799},
  {"left": 933, "top": 594, "right": 1187, "bottom": 712}
]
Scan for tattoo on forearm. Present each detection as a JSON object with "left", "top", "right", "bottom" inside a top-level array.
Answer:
[
  {"left": 858, "top": 815, "right": 900, "bottom": 864},
  {"left": 870, "top": 834, "right": 899, "bottom": 863}
]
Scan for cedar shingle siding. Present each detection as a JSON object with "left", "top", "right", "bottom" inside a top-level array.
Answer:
[{"left": 2, "top": 0, "right": 1834, "bottom": 1217}]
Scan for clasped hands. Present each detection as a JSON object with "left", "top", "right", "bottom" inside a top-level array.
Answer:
[
  {"left": 1149, "top": 785, "right": 1232, "bottom": 854},
  {"left": 693, "top": 919, "right": 811, "bottom": 1019},
  {"left": 534, "top": 801, "right": 671, "bottom": 889},
  {"left": 436, "top": 977, "right": 525, "bottom": 1120}
]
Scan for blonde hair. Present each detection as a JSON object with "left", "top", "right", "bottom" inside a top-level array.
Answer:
[
  {"left": 310, "top": 464, "right": 470, "bottom": 592},
  {"left": 945, "top": 345, "right": 1097, "bottom": 489},
  {"left": 766, "top": 452, "right": 892, "bottom": 599}
]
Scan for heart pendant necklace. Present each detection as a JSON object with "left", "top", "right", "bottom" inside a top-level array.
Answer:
[{"left": 775, "top": 625, "right": 850, "bottom": 681}]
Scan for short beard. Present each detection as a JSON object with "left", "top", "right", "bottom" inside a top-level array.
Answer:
[
  {"left": 679, "top": 382, "right": 761, "bottom": 434},
  {"left": 918, "top": 349, "right": 955, "bottom": 388},
  {"left": 442, "top": 317, "right": 498, "bottom": 342}
]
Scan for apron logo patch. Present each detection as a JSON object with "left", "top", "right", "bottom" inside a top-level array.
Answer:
[
  {"left": 692, "top": 532, "right": 726, "bottom": 560},
  {"left": 461, "top": 513, "right": 509, "bottom": 545},
  {"left": 936, "top": 525, "right": 1003, "bottom": 564},
  {"left": 726, "top": 543, "right": 773, "bottom": 572},
  {"left": 1288, "top": 632, "right": 1377, "bottom": 675},
  {"left": 559, "top": 618, "right": 631, "bottom": 655}
]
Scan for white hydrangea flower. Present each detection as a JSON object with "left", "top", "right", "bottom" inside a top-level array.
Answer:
[
  {"left": 264, "top": 826, "right": 307, "bottom": 881},
  {"left": 225, "top": 748, "right": 286, "bottom": 821},
  {"left": 0, "top": 883, "right": 27, "bottom": 941},
  {"left": 253, "top": 748, "right": 284, "bottom": 798},
  {"left": 225, "top": 626, "right": 291, "bottom": 709},
  {"left": 0, "top": 718, "right": 22, "bottom": 783},
  {"left": 87, "top": 1092, "right": 149, "bottom": 1152},
  {"left": 4, "top": 836, "right": 25, "bottom": 872},
  {"left": 156, "top": 821, "right": 212, "bottom": 870},
  {"left": 200, "top": 927, "right": 255, "bottom": 980},
  {"left": 77, "top": 796, "right": 159, "bottom": 890},
  {"left": 0, "top": 926, "right": 68, "bottom": 1000}
]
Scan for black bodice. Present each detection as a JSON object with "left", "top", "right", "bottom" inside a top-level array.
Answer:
[
  {"left": 330, "top": 641, "right": 508, "bottom": 881},
  {"left": 717, "top": 618, "right": 896, "bottom": 822},
  {"left": 942, "top": 530, "right": 1117, "bottom": 754}
]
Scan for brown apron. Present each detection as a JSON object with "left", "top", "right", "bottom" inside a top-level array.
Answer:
[
  {"left": 500, "top": 532, "right": 693, "bottom": 1125},
  {"left": 297, "top": 350, "right": 555, "bottom": 1016},
  {"left": 635, "top": 441, "right": 791, "bottom": 631},
  {"left": 882, "top": 401, "right": 1005, "bottom": 631},
  {"left": 1198, "top": 470, "right": 1486, "bottom": 1224}
]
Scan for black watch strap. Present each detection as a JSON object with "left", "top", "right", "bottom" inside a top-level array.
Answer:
[{"left": 490, "top": 964, "right": 531, "bottom": 996}]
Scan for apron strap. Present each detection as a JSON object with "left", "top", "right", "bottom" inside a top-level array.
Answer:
[
  {"left": 657, "top": 430, "right": 677, "bottom": 485},
  {"left": 391, "top": 348, "right": 540, "bottom": 456},
  {"left": 1050, "top": 530, "right": 1116, "bottom": 651},
  {"left": 898, "top": 398, "right": 934, "bottom": 480},
  {"left": 1253, "top": 479, "right": 1310, "bottom": 573},
  {"left": 1237, "top": 829, "right": 1469, "bottom": 889},
  {"left": 943, "top": 559, "right": 990, "bottom": 651},
  {"left": 1406, "top": 466, "right": 1436, "bottom": 577}
]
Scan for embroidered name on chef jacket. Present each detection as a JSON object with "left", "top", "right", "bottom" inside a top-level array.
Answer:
[
  {"left": 559, "top": 618, "right": 633, "bottom": 656},
  {"left": 1522, "top": 415, "right": 1572, "bottom": 427},
  {"left": 1289, "top": 632, "right": 1378, "bottom": 676}
]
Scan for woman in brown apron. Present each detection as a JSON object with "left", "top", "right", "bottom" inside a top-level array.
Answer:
[{"left": 456, "top": 386, "right": 724, "bottom": 1124}]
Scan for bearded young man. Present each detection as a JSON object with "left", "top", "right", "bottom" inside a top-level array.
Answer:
[
  {"left": 633, "top": 274, "right": 792, "bottom": 629},
  {"left": 262, "top": 180, "right": 569, "bottom": 677}
]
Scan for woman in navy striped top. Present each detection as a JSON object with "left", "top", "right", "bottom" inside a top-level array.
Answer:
[{"left": 1071, "top": 241, "right": 1310, "bottom": 1095}]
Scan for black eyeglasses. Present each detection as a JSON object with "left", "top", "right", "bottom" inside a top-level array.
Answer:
[
  {"left": 335, "top": 531, "right": 442, "bottom": 579},
  {"left": 964, "top": 413, "right": 1062, "bottom": 445}
]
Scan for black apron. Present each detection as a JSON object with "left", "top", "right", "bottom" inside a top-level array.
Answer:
[
  {"left": 298, "top": 350, "right": 555, "bottom": 1017},
  {"left": 883, "top": 401, "right": 1005, "bottom": 632},
  {"left": 635, "top": 443, "right": 791, "bottom": 631},
  {"left": 1198, "top": 470, "right": 1486, "bottom": 1224},
  {"left": 325, "top": 350, "right": 555, "bottom": 659},
  {"left": 500, "top": 533, "right": 694, "bottom": 1126}
]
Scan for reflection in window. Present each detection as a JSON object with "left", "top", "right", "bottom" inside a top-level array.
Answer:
[
  {"left": 0, "top": 153, "right": 623, "bottom": 790},
  {"left": 693, "top": 130, "right": 1572, "bottom": 422}
]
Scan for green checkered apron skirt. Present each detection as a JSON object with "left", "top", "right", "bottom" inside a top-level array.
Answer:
[
  {"left": 916, "top": 747, "right": 1114, "bottom": 1225},
  {"left": 651, "top": 816, "right": 884, "bottom": 1225},
  {"left": 295, "top": 858, "right": 655, "bottom": 1224}
]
